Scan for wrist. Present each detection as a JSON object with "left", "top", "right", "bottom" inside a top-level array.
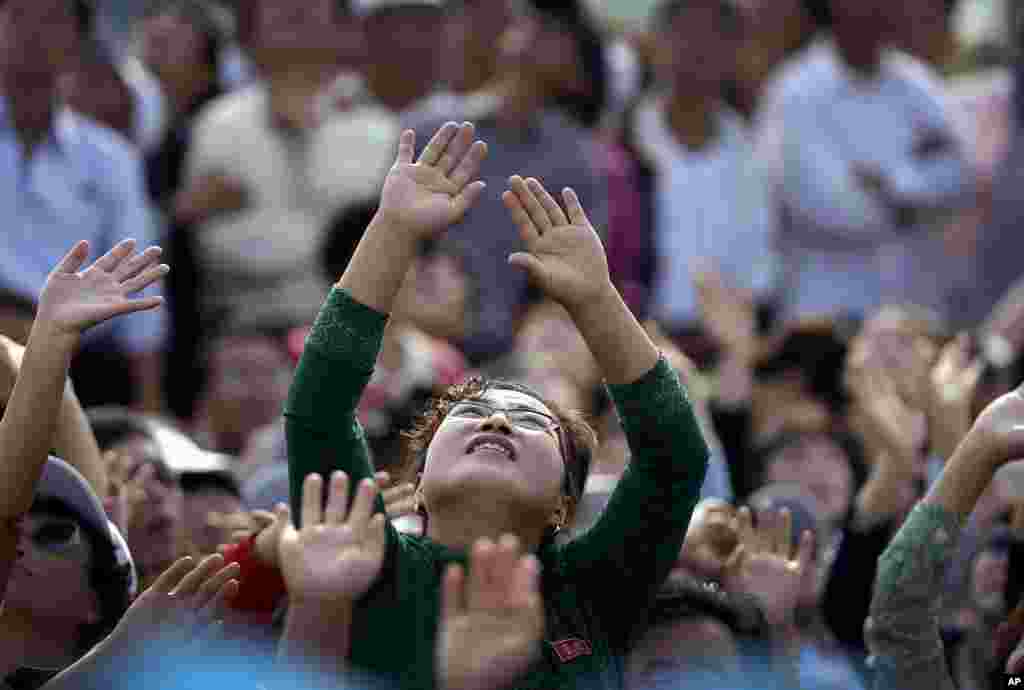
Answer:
[
  {"left": 28, "top": 319, "right": 82, "bottom": 346},
  {"left": 562, "top": 280, "right": 618, "bottom": 322}
]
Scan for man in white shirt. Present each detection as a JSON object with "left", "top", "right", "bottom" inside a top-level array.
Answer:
[
  {"left": 178, "top": 0, "right": 398, "bottom": 333},
  {"left": 757, "top": 0, "right": 973, "bottom": 321}
]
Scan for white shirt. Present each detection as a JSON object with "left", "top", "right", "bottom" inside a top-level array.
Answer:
[
  {"left": 635, "top": 96, "right": 778, "bottom": 326},
  {"left": 757, "top": 40, "right": 972, "bottom": 319},
  {"left": 186, "top": 81, "right": 399, "bottom": 329}
]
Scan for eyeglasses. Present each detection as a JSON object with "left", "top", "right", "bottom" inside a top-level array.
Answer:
[
  {"left": 24, "top": 515, "right": 87, "bottom": 559},
  {"left": 447, "top": 400, "right": 560, "bottom": 434}
]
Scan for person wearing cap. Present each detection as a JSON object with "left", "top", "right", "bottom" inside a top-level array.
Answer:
[
  {"left": 178, "top": 0, "right": 399, "bottom": 337},
  {"left": 0, "top": 0, "right": 168, "bottom": 413},
  {"left": 358, "top": 0, "right": 448, "bottom": 118},
  {"left": 0, "top": 458, "right": 136, "bottom": 682}
]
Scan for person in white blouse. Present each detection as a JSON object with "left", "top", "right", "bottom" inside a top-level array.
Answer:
[{"left": 756, "top": 0, "right": 974, "bottom": 322}]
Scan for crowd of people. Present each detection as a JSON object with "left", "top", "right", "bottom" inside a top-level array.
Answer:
[{"left": 3, "top": 0, "right": 1024, "bottom": 688}]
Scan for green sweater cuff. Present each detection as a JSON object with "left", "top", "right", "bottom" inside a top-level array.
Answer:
[{"left": 304, "top": 287, "right": 389, "bottom": 367}]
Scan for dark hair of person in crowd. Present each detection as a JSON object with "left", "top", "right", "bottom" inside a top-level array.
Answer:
[
  {"left": 754, "top": 427, "right": 868, "bottom": 518},
  {"left": 400, "top": 377, "right": 597, "bottom": 533},
  {"left": 29, "top": 497, "right": 133, "bottom": 654},
  {"left": 528, "top": 0, "right": 608, "bottom": 129},
  {"left": 652, "top": 0, "right": 741, "bottom": 35},
  {"left": 0, "top": 0, "right": 95, "bottom": 35},
  {"left": 235, "top": 0, "right": 352, "bottom": 48},
  {"left": 179, "top": 470, "right": 241, "bottom": 501},
  {"left": 142, "top": 0, "right": 226, "bottom": 73}
]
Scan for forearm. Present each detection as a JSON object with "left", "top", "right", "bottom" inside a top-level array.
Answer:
[
  {"left": 0, "top": 322, "right": 77, "bottom": 517},
  {"left": 923, "top": 434, "right": 1000, "bottom": 519},
  {"left": 278, "top": 601, "right": 353, "bottom": 680},
  {"left": 867, "top": 502, "right": 961, "bottom": 690},
  {"left": 337, "top": 214, "right": 419, "bottom": 316},
  {"left": 54, "top": 383, "right": 106, "bottom": 498},
  {"left": 566, "top": 285, "right": 659, "bottom": 386}
]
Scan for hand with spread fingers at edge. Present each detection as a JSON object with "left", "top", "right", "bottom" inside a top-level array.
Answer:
[
  {"left": 102, "top": 554, "right": 240, "bottom": 654},
  {"left": 722, "top": 506, "right": 815, "bottom": 628},
  {"left": 36, "top": 239, "right": 168, "bottom": 338},
  {"left": 438, "top": 534, "right": 545, "bottom": 690},
  {"left": 502, "top": 177, "right": 613, "bottom": 315},
  {"left": 928, "top": 333, "right": 985, "bottom": 461},
  {"left": 375, "top": 471, "right": 418, "bottom": 521},
  {"left": 278, "top": 472, "right": 388, "bottom": 604}
]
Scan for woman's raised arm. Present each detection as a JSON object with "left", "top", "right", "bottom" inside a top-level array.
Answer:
[{"left": 286, "top": 123, "right": 487, "bottom": 524}]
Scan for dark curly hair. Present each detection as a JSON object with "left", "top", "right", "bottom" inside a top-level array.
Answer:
[{"left": 399, "top": 377, "right": 598, "bottom": 519}]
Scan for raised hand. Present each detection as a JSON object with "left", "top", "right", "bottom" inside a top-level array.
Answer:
[
  {"left": 103, "top": 554, "right": 240, "bottom": 654},
  {"left": 278, "top": 472, "right": 387, "bottom": 604},
  {"left": 438, "top": 535, "right": 544, "bottom": 690},
  {"left": 502, "top": 177, "right": 612, "bottom": 314},
  {"left": 36, "top": 240, "right": 168, "bottom": 337},
  {"left": 211, "top": 505, "right": 290, "bottom": 567},
  {"left": 928, "top": 333, "right": 985, "bottom": 461},
  {"left": 378, "top": 123, "right": 488, "bottom": 239},
  {"left": 722, "top": 507, "right": 814, "bottom": 627}
]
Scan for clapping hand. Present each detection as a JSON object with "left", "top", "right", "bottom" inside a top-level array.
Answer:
[
  {"left": 103, "top": 554, "right": 240, "bottom": 655},
  {"left": 438, "top": 535, "right": 544, "bottom": 690},
  {"left": 36, "top": 239, "right": 167, "bottom": 338},
  {"left": 928, "top": 334, "right": 984, "bottom": 461},
  {"left": 378, "top": 123, "right": 488, "bottom": 239},
  {"left": 278, "top": 472, "right": 388, "bottom": 604},
  {"left": 503, "top": 177, "right": 612, "bottom": 314},
  {"left": 722, "top": 507, "right": 814, "bottom": 627},
  {"left": 693, "top": 265, "right": 758, "bottom": 364}
]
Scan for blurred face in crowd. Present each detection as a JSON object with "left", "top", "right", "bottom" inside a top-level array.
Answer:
[
  {"left": 498, "top": 10, "right": 585, "bottom": 101},
  {"left": 182, "top": 487, "right": 243, "bottom": 557},
  {"left": 0, "top": 0, "right": 79, "bottom": 88},
  {"left": 364, "top": 6, "right": 442, "bottom": 110},
  {"left": 971, "top": 547, "right": 1009, "bottom": 616},
  {"left": 420, "top": 387, "right": 567, "bottom": 529},
  {"left": 60, "top": 52, "right": 136, "bottom": 140},
  {"left": 106, "top": 436, "right": 183, "bottom": 576},
  {"left": 442, "top": 0, "right": 512, "bottom": 93},
  {"left": 654, "top": 0, "right": 737, "bottom": 97},
  {"left": 829, "top": 0, "right": 892, "bottom": 53},
  {"left": 764, "top": 435, "right": 854, "bottom": 526},
  {"left": 626, "top": 616, "right": 739, "bottom": 689},
  {"left": 201, "top": 335, "right": 292, "bottom": 455},
  {"left": 249, "top": 0, "right": 340, "bottom": 67},
  {"left": 140, "top": 9, "right": 213, "bottom": 88},
  {"left": 4, "top": 508, "right": 99, "bottom": 667}
]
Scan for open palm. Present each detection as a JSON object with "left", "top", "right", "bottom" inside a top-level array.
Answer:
[
  {"left": 438, "top": 535, "right": 544, "bottom": 690},
  {"left": 37, "top": 239, "right": 167, "bottom": 336},
  {"left": 378, "top": 123, "right": 488, "bottom": 239},
  {"left": 502, "top": 177, "right": 611, "bottom": 314},
  {"left": 278, "top": 472, "right": 387, "bottom": 604}
]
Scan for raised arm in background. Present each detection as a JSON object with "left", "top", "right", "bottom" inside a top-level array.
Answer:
[{"left": 0, "top": 240, "right": 167, "bottom": 599}]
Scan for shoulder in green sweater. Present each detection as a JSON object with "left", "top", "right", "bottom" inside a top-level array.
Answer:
[{"left": 285, "top": 288, "right": 710, "bottom": 690}]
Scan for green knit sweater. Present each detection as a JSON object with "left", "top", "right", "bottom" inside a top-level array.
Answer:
[{"left": 285, "top": 288, "right": 710, "bottom": 690}]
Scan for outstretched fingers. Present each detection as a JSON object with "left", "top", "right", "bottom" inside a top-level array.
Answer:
[
  {"left": 151, "top": 556, "right": 197, "bottom": 594},
  {"left": 92, "top": 239, "right": 137, "bottom": 273},
  {"left": 121, "top": 263, "right": 170, "bottom": 295},
  {"left": 503, "top": 188, "right": 540, "bottom": 246},
  {"left": 442, "top": 563, "right": 467, "bottom": 620},
  {"left": 526, "top": 178, "right": 568, "bottom": 228},
  {"left": 562, "top": 188, "right": 590, "bottom": 227},
  {"left": 396, "top": 129, "right": 416, "bottom": 166},
  {"left": 449, "top": 140, "right": 488, "bottom": 191},
  {"left": 301, "top": 473, "right": 325, "bottom": 529},
  {"left": 509, "top": 176, "right": 553, "bottom": 235},
  {"left": 55, "top": 241, "right": 91, "bottom": 274},
  {"left": 348, "top": 478, "right": 379, "bottom": 536},
  {"left": 437, "top": 122, "right": 476, "bottom": 177},
  {"left": 324, "top": 471, "right": 351, "bottom": 526},
  {"left": 418, "top": 122, "right": 460, "bottom": 167}
]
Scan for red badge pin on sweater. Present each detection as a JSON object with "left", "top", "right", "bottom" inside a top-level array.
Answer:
[{"left": 551, "top": 638, "right": 593, "bottom": 663}]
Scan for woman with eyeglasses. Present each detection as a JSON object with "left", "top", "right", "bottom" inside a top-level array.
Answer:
[{"left": 258, "top": 121, "right": 710, "bottom": 690}]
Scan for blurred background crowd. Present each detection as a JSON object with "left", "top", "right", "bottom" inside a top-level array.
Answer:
[{"left": 5, "top": 0, "right": 1024, "bottom": 687}]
